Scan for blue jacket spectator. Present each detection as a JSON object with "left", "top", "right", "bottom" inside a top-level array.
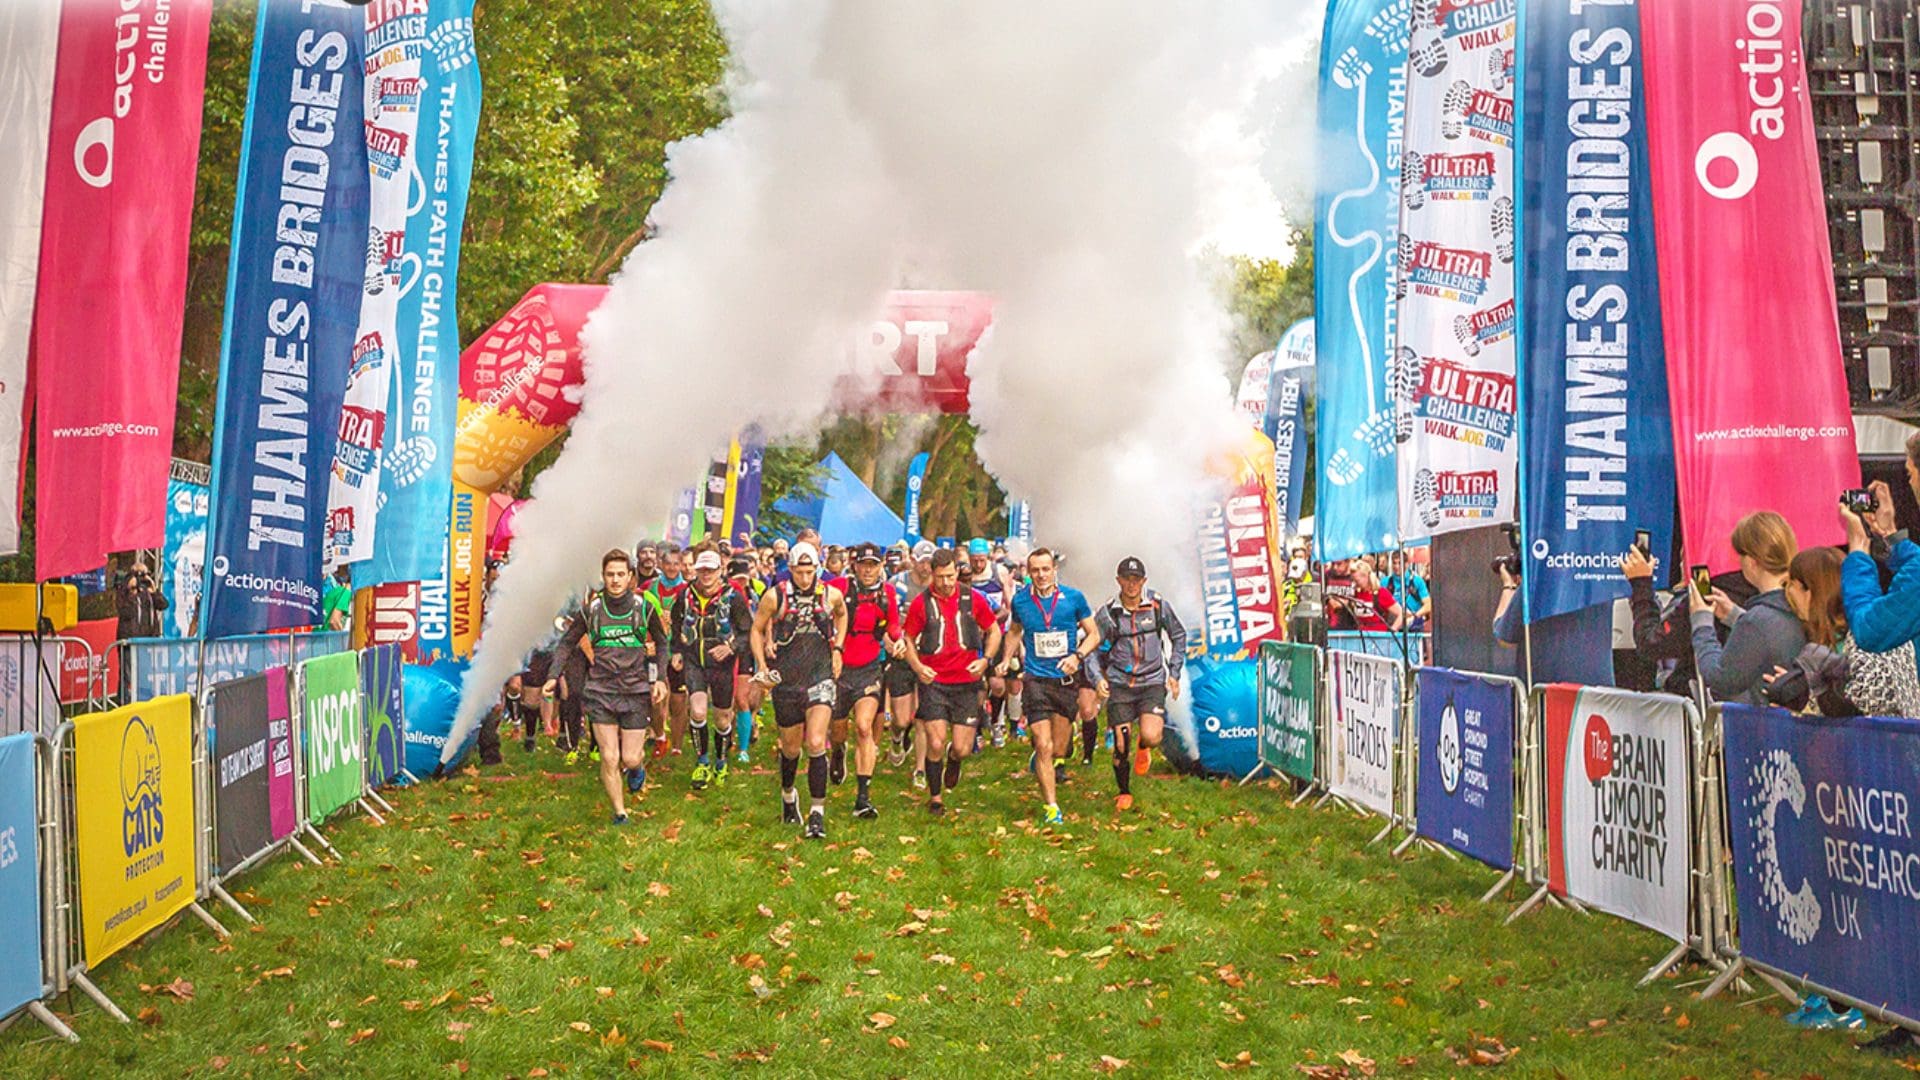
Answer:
[{"left": 1840, "top": 454, "right": 1920, "bottom": 682}]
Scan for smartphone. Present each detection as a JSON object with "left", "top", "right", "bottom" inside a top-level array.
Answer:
[
  {"left": 1842, "top": 488, "right": 1878, "bottom": 516},
  {"left": 1633, "top": 529, "right": 1652, "bottom": 557},
  {"left": 1690, "top": 564, "right": 1713, "bottom": 603}
]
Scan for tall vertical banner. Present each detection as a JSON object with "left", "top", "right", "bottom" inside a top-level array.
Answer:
[
  {"left": 1518, "top": 0, "right": 1676, "bottom": 620},
  {"left": 1235, "top": 350, "right": 1275, "bottom": 428},
  {"left": 1327, "top": 649, "right": 1399, "bottom": 817},
  {"left": 300, "top": 651, "right": 363, "bottom": 822},
  {"left": 1413, "top": 667, "right": 1514, "bottom": 869},
  {"left": 360, "top": 643, "right": 407, "bottom": 786},
  {"left": 698, "top": 446, "right": 730, "bottom": 543},
  {"left": 1540, "top": 684, "right": 1689, "bottom": 943},
  {"left": 0, "top": 1, "right": 59, "bottom": 558},
  {"left": 903, "top": 452, "right": 929, "bottom": 545},
  {"left": 1257, "top": 640, "right": 1318, "bottom": 782},
  {"left": 203, "top": 0, "right": 369, "bottom": 637},
  {"left": 364, "top": 0, "right": 482, "bottom": 588},
  {"left": 717, "top": 438, "right": 744, "bottom": 544},
  {"left": 209, "top": 668, "right": 297, "bottom": 874},
  {"left": 1640, "top": 0, "right": 1856, "bottom": 570},
  {"left": 33, "top": 0, "right": 213, "bottom": 580},
  {"left": 1314, "top": 0, "right": 1410, "bottom": 562},
  {"left": 1723, "top": 705, "right": 1920, "bottom": 1027},
  {"left": 667, "top": 487, "right": 696, "bottom": 549},
  {"left": 162, "top": 460, "right": 211, "bottom": 638},
  {"left": 71, "top": 695, "right": 197, "bottom": 966},
  {"left": 1010, "top": 500, "right": 1034, "bottom": 545},
  {"left": 1266, "top": 318, "right": 1315, "bottom": 534},
  {"left": 0, "top": 733, "right": 40, "bottom": 1018},
  {"left": 1394, "top": 0, "right": 1518, "bottom": 541},
  {"left": 730, "top": 432, "right": 765, "bottom": 549},
  {"left": 1196, "top": 425, "right": 1287, "bottom": 659}
]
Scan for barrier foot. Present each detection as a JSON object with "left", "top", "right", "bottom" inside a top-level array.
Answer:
[
  {"left": 367, "top": 789, "right": 396, "bottom": 815},
  {"left": 1311, "top": 790, "right": 1334, "bottom": 810},
  {"left": 26, "top": 1001, "right": 78, "bottom": 1043},
  {"left": 1699, "top": 958, "right": 1744, "bottom": 1001},
  {"left": 289, "top": 836, "right": 323, "bottom": 866},
  {"left": 1505, "top": 883, "right": 1550, "bottom": 925},
  {"left": 356, "top": 797, "right": 387, "bottom": 826},
  {"left": 210, "top": 881, "right": 256, "bottom": 925},
  {"left": 1391, "top": 831, "right": 1418, "bottom": 857},
  {"left": 1478, "top": 868, "right": 1516, "bottom": 904},
  {"left": 1367, "top": 819, "right": 1394, "bottom": 846},
  {"left": 303, "top": 822, "right": 342, "bottom": 861},
  {"left": 401, "top": 769, "right": 422, "bottom": 785},
  {"left": 1637, "top": 940, "right": 1691, "bottom": 987},
  {"left": 1429, "top": 839, "right": 1460, "bottom": 861},
  {"left": 188, "top": 901, "right": 231, "bottom": 940},
  {"left": 1751, "top": 967, "right": 1803, "bottom": 1007},
  {"left": 1288, "top": 782, "right": 1317, "bottom": 808},
  {"left": 68, "top": 970, "right": 128, "bottom": 1023}
]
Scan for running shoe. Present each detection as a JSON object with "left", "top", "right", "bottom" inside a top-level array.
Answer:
[
  {"left": 782, "top": 797, "right": 802, "bottom": 825},
  {"left": 1115, "top": 793, "right": 1134, "bottom": 812},
  {"left": 1042, "top": 803, "right": 1064, "bottom": 826},
  {"left": 887, "top": 743, "right": 908, "bottom": 768},
  {"left": 991, "top": 724, "right": 1006, "bottom": 749},
  {"left": 830, "top": 744, "right": 847, "bottom": 785},
  {"left": 912, "top": 769, "right": 927, "bottom": 791},
  {"left": 1054, "top": 761, "right": 1068, "bottom": 786},
  {"left": 627, "top": 766, "right": 647, "bottom": 794},
  {"left": 853, "top": 798, "right": 879, "bottom": 820},
  {"left": 1027, "top": 751, "right": 1039, "bottom": 776},
  {"left": 690, "top": 763, "right": 712, "bottom": 791},
  {"left": 1133, "top": 747, "right": 1152, "bottom": 776},
  {"left": 590, "top": 747, "right": 602, "bottom": 764},
  {"left": 737, "top": 749, "right": 752, "bottom": 765},
  {"left": 1786, "top": 995, "right": 1846, "bottom": 1029},
  {"left": 804, "top": 810, "right": 826, "bottom": 840},
  {"left": 712, "top": 761, "right": 730, "bottom": 787},
  {"left": 652, "top": 738, "right": 669, "bottom": 760},
  {"left": 522, "top": 734, "right": 536, "bottom": 753},
  {"left": 565, "top": 748, "right": 581, "bottom": 766},
  {"left": 612, "top": 813, "right": 630, "bottom": 826},
  {"left": 928, "top": 800, "right": 947, "bottom": 818}
]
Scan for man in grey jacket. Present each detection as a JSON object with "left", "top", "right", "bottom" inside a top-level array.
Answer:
[{"left": 1092, "top": 557, "right": 1188, "bottom": 810}]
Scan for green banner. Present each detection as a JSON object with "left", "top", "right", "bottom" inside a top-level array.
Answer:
[
  {"left": 301, "top": 651, "right": 364, "bottom": 823},
  {"left": 1258, "top": 641, "right": 1317, "bottom": 782}
]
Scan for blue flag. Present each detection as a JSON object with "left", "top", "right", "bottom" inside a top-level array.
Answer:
[
  {"left": 1314, "top": 0, "right": 1409, "bottom": 562},
  {"left": 0, "top": 734, "right": 40, "bottom": 1018},
  {"left": 904, "top": 452, "right": 929, "bottom": 545},
  {"left": 203, "top": 1, "right": 368, "bottom": 637},
  {"left": 1517, "top": 0, "right": 1675, "bottom": 621},
  {"left": 1265, "top": 318, "right": 1315, "bottom": 534}
]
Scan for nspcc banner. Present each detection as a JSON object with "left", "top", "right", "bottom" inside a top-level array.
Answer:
[
  {"left": 1518, "top": 0, "right": 1676, "bottom": 620},
  {"left": 1414, "top": 667, "right": 1513, "bottom": 870},
  {"left": 34, "top": 0, "right": 213, "bottom": 580},
  {"left": 361, "top": 643, "right": 407, "bottom": 785},
  {"left": 1541, "top": 684, "right": 1689, "bottom": 942},
  {"left": 204, "top": 0, "right": 369, "bottom": 637},
  {"left": 1724, "top": 706, "right": 1920, "bottom": 1026},
  {"left": 72, "top": 695, "right": 196, "bottom": 966},
  {"left": 0, "top": 733, "right": 42, "bottom": 1018},
  {"left": 1314, "top": 0, "right": 1410, "bottom": 562},
  {"left": 1257, "top": 641, "right": 1318, "bottom": 782},
  {"left": 1328, "top": 650, "right": 1399, "bottom": 817},
  {"left": 210, "top": 668, "right": 296, "bottom": 874},
  {"left": 1640, "top": 0, "right": 1856, "bottom": 570},
  {"left": 300, "top": 651, "right": 363, "bottom": 821},
  {"left": 1394, "top": 0, "right": 1518, "bottom": 541}
]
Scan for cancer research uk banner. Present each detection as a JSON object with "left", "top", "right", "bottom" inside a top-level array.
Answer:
[
  {"left": 1724, "top": 706, "right": 1920, "bottom": 1025},
  {"left": 1394, "top": 0, "right": 1519, "bottom": 541},
  {"left": 1414, "top": 667, "right": 1514, "bottom": 870},
  {"left": 1541, "top": 684, "right": 1689, "bottom": 943},
  {"left": 1328, "top": 650, "right": 1398, "bottom": 818},
  {"left": 1314, "top": 0, "right": 1409, "bottom": 562},
  {"left": 1518, "top": 0, "right": 1677, "bottom": 621},
  {"left": 363, "top": 0, "right": 483, "bottom": 588},
  {"left": 203, "top": 1, "right": 369, "bottom": 638},
  {"left": 1640, "top": 0, "right": 1856, "bottom": 571},
  {"left": 33, "top": 0, "right": 213, "bottom": 579}
]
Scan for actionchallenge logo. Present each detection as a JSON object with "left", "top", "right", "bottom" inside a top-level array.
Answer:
[{"left": 1693, "top": 0, "right": 1793, "bottom": 200}]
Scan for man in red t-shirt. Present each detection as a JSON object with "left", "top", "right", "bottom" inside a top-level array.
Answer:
[{"left": 901, "top": 550, "right": 1003, "bottom": 817}]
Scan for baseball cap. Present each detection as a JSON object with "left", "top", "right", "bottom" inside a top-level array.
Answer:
[
  {"left": 890, "top": 540, "right": 910, "bottom": 553},
  {"left": 853, "top": 542, "right": 883, "bottom": 564},
  {"left": 727, "top": 556, "right": 753, "bottom": 576},
  {"left": 693, "top": 550, "right": 723, "bottom": 571},
  {"left": 967, "top": 538, "right": 990, "bottom": 556},
  {"left": 911, "top": 539, "right": 937, "bottom": 560},
  {"left": 1117, "top": 556, "right": 1147, "bottom": 578},
  {"left": 790, "top": 542, "right": 821, "bottom": 566}
]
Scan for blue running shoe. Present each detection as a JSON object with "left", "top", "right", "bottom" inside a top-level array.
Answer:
[
  {"left": 1786, "top": 995, "right": 1840, "bottom": 1029},
  {"left": 612, "top": 813, "right": 629, "bottom": 825},
  {"left": 627, "top": 766, "right": 647, "bottom": 794},
  {"left": 1042, "top": 803, "right": 1064, "bottom": 826}
]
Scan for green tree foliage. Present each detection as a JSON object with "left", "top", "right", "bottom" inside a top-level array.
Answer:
[
  {"left": 1216, "top": 227, "right": 1315, "bottom": 383},
  {"left": 755, "top": 441, "right": 826, "bottom": 541}
]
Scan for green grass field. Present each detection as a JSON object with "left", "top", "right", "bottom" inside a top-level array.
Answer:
[{"left": 2, "top": 732, "right": 1910, "bottom": 1078}]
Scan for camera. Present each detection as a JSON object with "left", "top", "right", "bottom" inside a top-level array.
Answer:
[
  {"left": 1491, "top": 554, "right": 1521, "bottom": 576},
  {"left": 1491, "top": 522, "right": 1521, "bottom": 576},
  {"left": 1842, "top": 488, "right": 1878, "bottom": 516}
]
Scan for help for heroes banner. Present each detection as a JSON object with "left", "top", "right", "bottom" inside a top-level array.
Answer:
[
  {"left": 1395, "top": 0, "right": 1519, "bottom": 541},
  {"left": 204, "top": 0, "right": 369, "bottom": 637}
]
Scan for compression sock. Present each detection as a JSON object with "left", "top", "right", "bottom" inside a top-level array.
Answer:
[
  {"left": 1113, "top": 727, "right": 1133, "bottom": 795},
  {"left": 779, "top": 752, "right": 799, "bottom": 798},
  {"left": 926, "top": 753, "right": 945, "bottom": 799},
  {"left": 808, "top": 751, "right": 829, "bottom": 810},
  {"left": 737, "top": 710, "right": 754, "bottom": 754},
  {"left": 1080, "top": 719, "right": 1098, "bottom": 762},
  {"left": 943, "top": 755, "right": 962, "bottom": 791},
  {"left": 714, "top": 725, "right": 734, "bottom": 760},
  {"left": 831, "top": 741, "right": 845, "bottom": 775},
  {"left": 692, "top": 720, "right": 710, "bottom": 761},
  {"left": 857, "top": 774, "right": 872, "bottom": 801}
]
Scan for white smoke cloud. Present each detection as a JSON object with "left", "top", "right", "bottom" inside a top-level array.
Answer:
[{"left": 455, "top": 0, "right": 1319, "bottom": 743}]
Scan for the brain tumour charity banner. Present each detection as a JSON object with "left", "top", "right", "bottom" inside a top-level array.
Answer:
[{"left": 1723, "top": 705, "right": 1920, "bottom": 1026}]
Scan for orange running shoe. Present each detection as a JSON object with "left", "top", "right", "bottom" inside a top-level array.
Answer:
[
  {"left": 1115, "top": 793, "right": 1134, "bottom": 811},
  {"left": 1133, "top": 747, "right": 1151, "bottom": 776}
]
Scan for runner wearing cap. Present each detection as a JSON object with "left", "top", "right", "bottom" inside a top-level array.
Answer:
[
  {"left": 835, "top": 542, "right": 904, "bottom": 819},
  {"left": 545, "top": 549, "right": 670, "bottom": 824},
  {"left": 670, "top": 545, "right": 754, "bottom": 791},
  {"left": 887, "top": 539, "right": 938, "bottom": 776},
  {"left": 1093, "top": 557, "right": 1188, "bottom": 810},
  {"left": 1000, "top": 547, "right": 1101, "bottom": 826},
  {"left": 966, "top": 539, "right": 1015, "bottom": 746},
  {"left": 901, "top": 549, "right": 1003, "bottom": 817},
  {"left": 751, "top": 541, "right": 849, "bottom": 839}
]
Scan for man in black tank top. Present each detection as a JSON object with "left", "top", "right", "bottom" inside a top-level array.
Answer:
[{"left": 751, "top": 542, "right": 849, "bottom": 840}]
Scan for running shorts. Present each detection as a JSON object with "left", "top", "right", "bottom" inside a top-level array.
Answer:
[
  {"left": 1105, "top": 683, "right": 1167, "bottom": 728},
  {"left": 918, "top": 680, "right": 984, "bottom": 727}
]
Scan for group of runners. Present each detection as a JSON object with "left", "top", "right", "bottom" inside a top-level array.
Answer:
[{"left": 504, "top": 536, "right": 1189, "bottom": 838}]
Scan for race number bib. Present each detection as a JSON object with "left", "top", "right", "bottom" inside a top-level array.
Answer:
[{"left": 1033, "top": 631, "right": 1070, "bottom": 660}]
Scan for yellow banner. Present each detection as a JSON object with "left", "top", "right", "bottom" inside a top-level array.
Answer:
[{"left": 72, "top": 694, "right": 197, "bottom": 967}]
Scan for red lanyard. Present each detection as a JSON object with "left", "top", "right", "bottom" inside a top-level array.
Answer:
[{"left": 1036, "top": 588, "right": 1062, "bottom": 630}]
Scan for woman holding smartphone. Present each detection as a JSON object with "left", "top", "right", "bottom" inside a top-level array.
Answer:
[{"left": 1688, "top": 511, "right": 1807, "bottom": 706}]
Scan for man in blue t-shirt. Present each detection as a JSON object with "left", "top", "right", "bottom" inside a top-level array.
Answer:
[{"left": 999, "top": 547, "right": 1101, "bottom": 826}]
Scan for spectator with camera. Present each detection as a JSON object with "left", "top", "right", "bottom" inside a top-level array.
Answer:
[
  {"left": 114, "top": 558, "right": 169, "bottom": 639},
  {"left": 1762, "top": 547, "right": 1920, "bottom": 717},
  {"left": 1840, "top": 431, "right": 1920, "bottom": 683},
  {"left": 1689, "top": 511, "right": 1806, "bottom": 706}
]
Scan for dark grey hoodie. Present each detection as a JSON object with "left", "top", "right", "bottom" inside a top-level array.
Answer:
[{"left": 1690, "top": 589, "right": 1807, "bottom": 706}]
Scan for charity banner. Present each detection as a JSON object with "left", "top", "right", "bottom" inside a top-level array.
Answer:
[
  {"left": 208, "top": 667, "right": 296, "bottom": 875},
  {"left": 1236, "top": 350, "right": 1275, "bottom": 427},
  {"left": 122, "top": 630, "right": 350, "bottom": 703},
  {"left": 1540, "top": 684, "right": 1690, "bottom": 943},
  {"left": 903, "top": 452, "right": 929, "bottom": 545},
  {"left": 0, "top": 0, "right": 59, "bottom": 558},
  {"left": 71, "top": 694, "right": 197, "bottom": 967},
  {"left": 1517, "top": 0, "right": 1677, "bottom": 622},
  {"left": 1257, "top": 640, "right": 1318, "bottom": 783},
  {"left": 1640, "top": 0, "right": 1856, "bottom": 571},
  {"left": 0, "top": 638, "right": 62, "bottom": 738},
  {"left": 58, "top": 617, "right": 118, "bottom": 705},
  {"left": 360, "top": 643, "right": 407, "bottom": 786},
  {"left": 33, "top": 0, "right": 213, "bottom": 580},
  {"left": 0, "top": 733, "right": 42, "bottom": 1018},
  {"left": 1196, "top": 425, "right": 1286, "bottom": 659},
  {"left": 1413, "top": 667, "right": 1514, "bottom": 870},
  {"left": 203, "top": 0, "right": 369, "bottom": 636},
  {"left": 299, "top": 650, "right": 363, "bottom": 822},
  {"left": 1724, "top": 705, "right": 1920, "bottom": 1025},
  {"left": 1266, "top": 319, "right": 1315, "bottom": 534},
  {"left": 364, "top": 0, "right": 483, "bottom": 588},
  {"left": 1394, "top": 0, "right": 1518, "bottom": 541},
  {"left": 162, "top": 461, "right": 211, "bottom": 638},
  {"left": 1328, "top": 649, "right": 1399, "bottom": 818},
  {"left": 1314, "top": 0, "right": 1410, "bottom": 562},
  {"left": 731, "top": 432, "right": 765, "bottom": 549}
]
